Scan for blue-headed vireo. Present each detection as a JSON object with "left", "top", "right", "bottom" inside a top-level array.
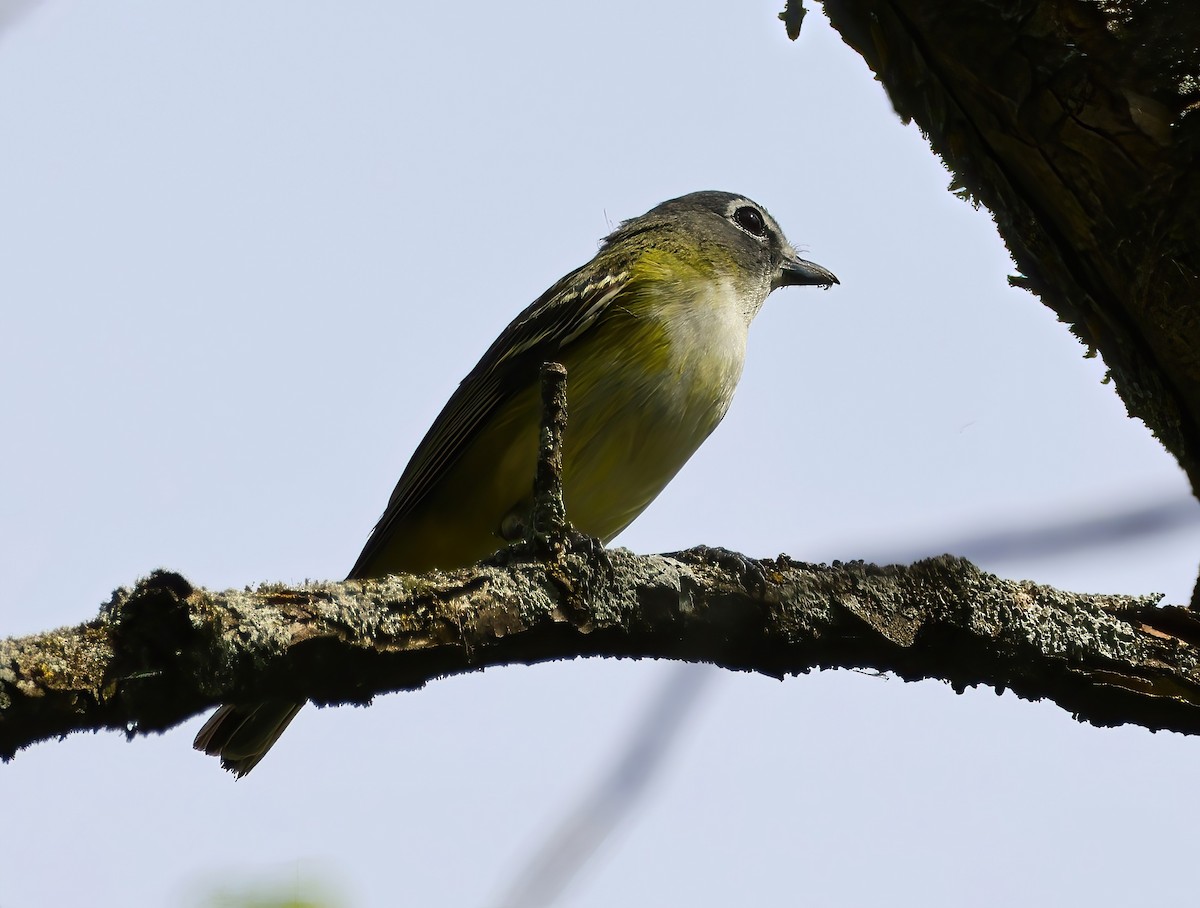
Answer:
[{"left": 195, "top": 190, "right": 837, "bottom": 774}]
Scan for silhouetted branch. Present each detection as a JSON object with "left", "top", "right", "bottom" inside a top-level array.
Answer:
[
  {"left": 819, "top": 0, "right": 1200, "bottom": 506},
  {"left": 4, "top": 550, "right": 1200, "bottom": 761}
]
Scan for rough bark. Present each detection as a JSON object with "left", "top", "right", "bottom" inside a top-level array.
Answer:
[
  {"left": 4, "top": 548, "right": 1200, "bottom": 761},
  {"left": 818, "top": 0, "right": 1200, "bottom": 510}
]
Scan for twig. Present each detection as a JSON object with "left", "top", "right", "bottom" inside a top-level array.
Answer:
[{"left": 530, "top": 362, "right": 569, "bottom": 549}]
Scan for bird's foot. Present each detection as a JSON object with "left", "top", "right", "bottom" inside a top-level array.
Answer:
[
  {"left": 671, "top": 545, "right": 771, "bottom": 592},
  {"left": 561, "top": 527, "right": 613, "bottom": 576},
  {"left": 490, "top": 524, "right": 612, "bottom": 576}
]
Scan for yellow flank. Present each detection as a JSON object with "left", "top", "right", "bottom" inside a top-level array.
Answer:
[{"left": 356, "top": 250, "right": 751, "bottom": 577}]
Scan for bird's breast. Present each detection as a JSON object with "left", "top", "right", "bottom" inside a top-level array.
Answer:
[{"left": 554, "top": 280, "right": 752, "bottom": 539}]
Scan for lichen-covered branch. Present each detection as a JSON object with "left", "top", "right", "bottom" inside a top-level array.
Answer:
[{"left": 3, "top": 549, "right": 1200, "bottom": 762}]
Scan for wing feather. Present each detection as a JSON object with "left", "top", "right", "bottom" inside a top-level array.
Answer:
[{"left": 347, "top": 261, "right": 629, "bottom": 578}]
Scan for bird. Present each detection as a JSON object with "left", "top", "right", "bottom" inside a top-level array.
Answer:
[{"left": 194, "top": 190, "right": 837, "bottom": 775}]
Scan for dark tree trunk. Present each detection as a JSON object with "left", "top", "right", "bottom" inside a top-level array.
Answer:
[{"left": 819, "top": 0, "right": 1200, "bottom": 585}]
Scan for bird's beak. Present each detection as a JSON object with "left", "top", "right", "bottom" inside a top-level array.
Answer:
[{"left": 777, "top": 254, "right": 839, "bottom": 289}]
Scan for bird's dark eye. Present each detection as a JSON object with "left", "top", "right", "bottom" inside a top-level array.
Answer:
[{"left": 733, "top": 205, "right": 767, "bottom": 237}]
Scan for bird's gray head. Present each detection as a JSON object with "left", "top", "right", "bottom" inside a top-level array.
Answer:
[{"left": 605, "top": 190, "right": 838, "bottom": 293}]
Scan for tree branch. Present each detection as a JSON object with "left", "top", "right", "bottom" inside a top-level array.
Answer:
[
  {"left": 819, "top": 0, "right": 1200, "bottom": 504},
  {"left": 4, "top": 550, "right": 1200, "bottom": 761}
]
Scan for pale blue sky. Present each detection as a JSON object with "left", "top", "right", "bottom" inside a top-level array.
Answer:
[{"left": 3, "top": 3, "right": 1199, "bottom": 906}]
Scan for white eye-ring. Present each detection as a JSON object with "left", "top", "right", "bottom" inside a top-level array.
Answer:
[{"left": 732, "top": 205, "right": 768, "bottom": 238}]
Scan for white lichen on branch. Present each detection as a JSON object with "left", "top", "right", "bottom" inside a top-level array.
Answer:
[{"left": 2, "top": 549, "right": 1197, "bottom": 764}]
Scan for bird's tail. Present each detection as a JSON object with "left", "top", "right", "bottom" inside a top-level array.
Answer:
[{"left": 193, "top": 700, "right": 305, "bottom": 777}]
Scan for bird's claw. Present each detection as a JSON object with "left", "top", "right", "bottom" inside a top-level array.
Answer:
[{"left": 491, "top": 524, "right": 612, "bottom": 577}]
